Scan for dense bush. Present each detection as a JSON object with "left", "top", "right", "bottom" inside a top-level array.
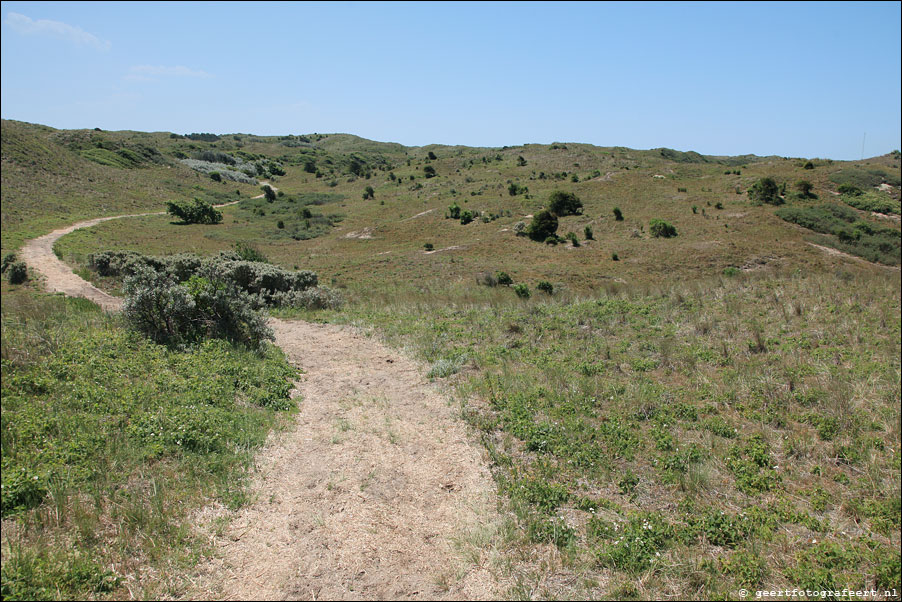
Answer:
[
  {"left": 447, "top": 202, "right": 461, "bottom": 219},
  {"left": 496, "top": 271, "right": 513, "bottom": 286},
  {"left": 166, "top": 198, "right": 223, "bottom": 224},
  {"left": 842, "top": 191, "right": 900, "bottom": 215},
  {"left": 613, "top": 207, "right": 624, "bottom": 221},
  {"left": 86, "top": 250, "right": 341, "bottom": 308},
  {"left": 650, "top": 219, "right": 678, "bottom": 238},
  {"left": 186, "top": 133, "right": 220, "bottom": 142},
  {"left": 584, "top": 225, "right": 594, "bottom": 240},
  {"left": 123, "top": 266, "right": 273, "bottom": 350},
  {"left": 527, "top": 210, "right": 559, "bottom": 242},
  {"left": 537, "top": 281, "right": 553, "bottom": 294},
  {"left": 514, "top": 283, "right": 530, "bottom": 298},
  {"left": 548, "top": 191, "right": 583, "bottom": 216},
  {"left": 424, "top": 165, "right": 436, "bottom": 178},
  {"left": 6, "top": 261, "right": 28, "bottom": 284},
  {"left": 1, "top": 252, "right": 18, "bottom": 273},
  {"left": 837, "top": 183, "right": 862, "bottom": 196},
  {"left": 748, "top": 177, "right": 783, "bottom": 205},
  {"left": 795, "top": 180, "right": 815, "bottom": 198},
  {"left": 362, "top": 186, "right": 375, "bottom": 200},
  {"left": 508, "top": 182, "right": 528, "bottom": 196}
]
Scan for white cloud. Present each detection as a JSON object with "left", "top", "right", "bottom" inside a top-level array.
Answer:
[
  {"left": 128, "top": 65, "right": 213, "bottom": 79},
  {"left": 4, "top": 12, "right": 111, "bottom": 51}
]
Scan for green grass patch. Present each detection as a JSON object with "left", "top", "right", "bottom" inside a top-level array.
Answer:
[{"left": 1, "top": 290, "right": 298, "bottom": 598}]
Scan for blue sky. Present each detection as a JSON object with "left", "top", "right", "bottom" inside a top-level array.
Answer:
[{"left": 2, "top": 1, "right": 900, "bottom": 159}]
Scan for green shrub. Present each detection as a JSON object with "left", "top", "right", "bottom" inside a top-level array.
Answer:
[
  {"left": 548, "top": 190, "right": 583, "bottom": 216},
  {"left": 166, "top": 198, "right": 222, "bottom": 224},
  {"left": 496, "top": 271, "right": 513, "bottom": 286},
  {"left": 567, "top": 232, "right": 580, "bottom": 246},
  {"left": 613, "top": 207, "right": 624, "bottom": 221},
  {"left": 460, "top": 210, "right": 476, "bottom": 225},
  {"left": 508, "top": 182, "right": 527, "bottom": 196},
  {"left": 842, "top": 191, "right": 900, "bottom": 215},
  {"left": 612, "top": 252, "right": 619, "bottom": 261},
  {"left": 262, "top": 185, "right": 277, "bottom": 202},
  {"left": 447, "top": 202, "right": 461, "bottom": 219},
  {"left": 123, "top": 267, "right": 273, "bottom": 350},
  {"left": 6, "top": 262, "right": 28, "bottom": 284},
  {"left": 362, "top": 185, "right": 375, "bottom": 200},
  {"left": 536, "top": 281, "right": 553, "bottom": 294},
  {"left": 795, "top": 179, "right": 815, "bottom": 198},
  {"left": 424, "top": 165, "right": 436, "bottom": 178},
  {"left": 423, "top": 243, "right": 434, "bottom": 251},
  {"left": 748, "top": 177, "right": 783, "bottom": 205},
  {"left": 1, "top": 252, "right": 17, "bottom": 272},
  {"left": 649, "top": 219, "right": 677, "bottom": 238},
  {"left": 837, "top": 183, "right": 862, "bottom": 196},
  {"left": 513, "top": 283, "right": 530, "bottom": 298},
  {"left": 584, "top": 225, "right": 594, "bottom": 240},
  {"left": 233, "top": 241, "right": 269, "bottom": 263},
  {"left": 527, "top": 210, "right": 559, "bottom": 241}
]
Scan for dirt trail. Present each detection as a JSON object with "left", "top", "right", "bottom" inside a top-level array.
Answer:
[
  {"left": 190, "top": 322, "right": 498, "bottom": 600},
  {"left": 19, "top": 208, "right": 502, "bottom": 601}
]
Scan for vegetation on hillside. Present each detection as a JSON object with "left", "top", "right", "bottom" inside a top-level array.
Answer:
[{"left": 2, "top": 121, "right": 900, "bottom": 599}]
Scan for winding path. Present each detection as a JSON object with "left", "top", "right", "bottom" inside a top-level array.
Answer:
[{"left": 19, "top": 206, "right": 501, "bottom": 601}]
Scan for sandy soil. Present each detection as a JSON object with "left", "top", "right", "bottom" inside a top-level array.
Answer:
[
  {"left": 188, "top": 322, "right": 499, "bottom": 600},
  {"left": 19, "top": 209, "right": 502, "bottom": 601}
]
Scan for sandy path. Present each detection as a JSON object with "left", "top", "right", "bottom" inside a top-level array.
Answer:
[
  {"left": 19, "top": 208, "right": 502, "bottom": 601},
  {"left": 191, "top": 322, "right": 498, "bottom": 600}
]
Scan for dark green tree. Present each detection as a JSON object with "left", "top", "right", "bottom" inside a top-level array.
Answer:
[
  {"left": 526, "top": 210, "right": 559, "bottom": 241},
  {"left": 548, "top": 191, "right": 583, "bottom": 216}
]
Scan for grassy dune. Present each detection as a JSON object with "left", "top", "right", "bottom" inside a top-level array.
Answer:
[{"left": 2, "top": 122, "right": 899, "bottom": 599}]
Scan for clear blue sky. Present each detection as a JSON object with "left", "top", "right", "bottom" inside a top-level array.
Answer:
[{"left": 2, "top": 1, "right": 900, "bottom": 159}]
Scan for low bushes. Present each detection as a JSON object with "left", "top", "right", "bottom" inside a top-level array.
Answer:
[
  {"left": 87, "top": 250, "right": 342, "bottom": 309},
  {"left": 650, "top": 219, "right": 678, "bottom": 238},
  {"left": 776, "top": 204, "right": 900, "bottom": 265},
  {"left": 123, "top": 267, "right": 272, "bottom": 350},
  {"left": 2, "top": 253, "right": 28, "bottom": 284},
  {"left": 842, "top": 191, "right": 900, "bottom": 215},
  {"left": 166, "top": 198, "right": 222, "bottom": 224}
]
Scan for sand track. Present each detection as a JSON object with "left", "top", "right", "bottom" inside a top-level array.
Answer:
[{"left": 19, "top": 209, "right": 500, "bottom": 601}]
